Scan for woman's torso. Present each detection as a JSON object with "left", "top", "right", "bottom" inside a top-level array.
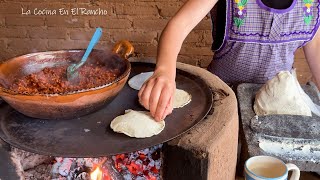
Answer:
[{"left": 208, "top": 0, "right": 320, "bottom": 84}]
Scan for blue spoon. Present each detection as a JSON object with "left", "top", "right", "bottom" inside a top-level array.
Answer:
[{"left": 67, "top": 27, "right": 103, "bottom": 80}]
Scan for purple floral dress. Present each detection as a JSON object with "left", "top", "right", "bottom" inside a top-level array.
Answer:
[{"left": 208, "top": 0, "right": 320, "bottom": 84}]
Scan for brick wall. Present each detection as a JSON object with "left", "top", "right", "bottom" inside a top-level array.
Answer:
[{"left": 0, "top": 0, "right": 312, "bottom": 83}]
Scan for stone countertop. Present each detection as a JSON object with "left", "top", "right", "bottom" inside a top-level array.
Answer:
[{"left": 237, "top": 83, "right": 320, "bottom": 172}]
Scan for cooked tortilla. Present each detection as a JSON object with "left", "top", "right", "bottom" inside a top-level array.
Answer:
[
  {"left": 173, "top": 89, "right": 192, "bottom": 108},
  {"left": 110, "top": 110, "right": 165, "bottom": 138},
  {"left": 128, "top": 72, "right": 153, "bottom": 90}
]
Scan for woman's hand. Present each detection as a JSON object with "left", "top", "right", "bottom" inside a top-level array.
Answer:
[
  {"left": 136, "top": 0, "right": 218, "bottom": 121},
  {"left": 138, "top": 69, "right": 176, "bottom": 121}
]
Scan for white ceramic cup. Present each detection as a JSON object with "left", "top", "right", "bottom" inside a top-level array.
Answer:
[{"left": 245, "top": 156, "right": 300, "bottom": 180}]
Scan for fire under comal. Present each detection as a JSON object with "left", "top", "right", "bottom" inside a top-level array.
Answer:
[{"left": 11, "top": 145, "right": 162, "bottom": 180}]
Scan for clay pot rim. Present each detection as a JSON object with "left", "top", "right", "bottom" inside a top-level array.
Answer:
[{"left": 0, "top": 50, "right": 131, "bottom": 97}]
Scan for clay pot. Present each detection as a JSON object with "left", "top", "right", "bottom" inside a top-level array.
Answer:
[{"left": 0, "top": 40, "right": 134, "bottom": 119}]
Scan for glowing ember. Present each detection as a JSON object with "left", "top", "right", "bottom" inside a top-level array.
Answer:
[
  {"left": 90, "top": 167, "right": 103, "bottom": 180},
  {"left": 50, "top": 145, "right": 162, "bottom": 179},
  {"left": 112, "top": 144, "right": 162, "bottom": 179}
]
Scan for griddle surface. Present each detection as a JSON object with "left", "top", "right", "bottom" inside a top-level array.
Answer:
[{"left": 0, "top": 62, "right": 212, "bottom": 157}]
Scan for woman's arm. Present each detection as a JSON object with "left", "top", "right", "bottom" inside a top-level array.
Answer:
[
  {"left": 139, "top": 0, "right": 218, "bottom": 121},
  {"left": 156, "top": 0, "right": 218, "bottom": 75},
  {"left": 303, "top": 29, "right": 320, "bottom": 90}
]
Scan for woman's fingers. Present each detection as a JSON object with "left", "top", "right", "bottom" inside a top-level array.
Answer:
[
  {"left": 162, "top": 95, "right": 173, "bottom": 120},
  {"left": 138, "top": 83, "right": 146, "bottom": 97},
  {"left": 149, "top": 81, "right": 164, "bottom": 118},
  {"left": 138, "top": 72, "right": 176, "bottom": 121},
  {"left": 138, "top": 80, "right": 154, "bottom": 110},
  {"left": 138, "top": 83, "right": 146, "bottom": 105},
  {"left": 155, "top": 86, "right": 173, "bottom": 121}
]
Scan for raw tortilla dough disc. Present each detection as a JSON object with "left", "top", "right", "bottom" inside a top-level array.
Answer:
[
  {"left": 128, "top": 72, "right": 153, "bottom": 91},
  {"left": 254, "top": 71, "right": 311, "bottom": 116},
  {"left": 110, "top": 110, "right": 165, "bottom": 138},
  {"left": 128, "top": 72, "right": 192, "bottom": 108},
  {"left": 173, "top": 89, "right": 192, "bottom": 108}
]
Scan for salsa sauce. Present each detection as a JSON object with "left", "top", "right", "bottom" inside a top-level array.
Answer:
[{"left": 9, "top": 63, "right": 121, "bottom": 94}]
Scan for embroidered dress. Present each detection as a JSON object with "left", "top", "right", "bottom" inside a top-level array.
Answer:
[{"left": 208, "top": 0, "right": 320, "bottom": 84}]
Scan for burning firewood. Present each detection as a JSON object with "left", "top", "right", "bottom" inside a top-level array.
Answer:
[
  {"left": 7, "top": 144, "right": 162, "bottom": 180},
  {"left": 112, "top": 144, "right": 162, "bottom": 180}
]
